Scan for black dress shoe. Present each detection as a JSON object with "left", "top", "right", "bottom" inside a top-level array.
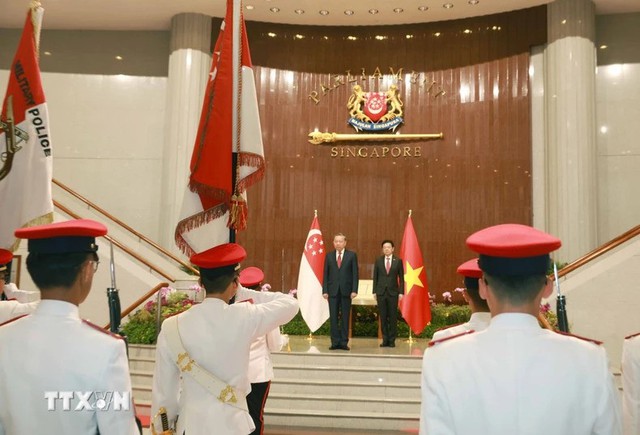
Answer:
[
  {"left": 388, "top": 342, "right": 396, "bottom": 348},
  {"left": 380, "top": 343, "right": 388, "bottom": 347},
  {"left": 329, "top": 345, "right": 339, "bottom": 350},
  {"left": 341, "top": 345, "right": 351, "bottom": 351}
]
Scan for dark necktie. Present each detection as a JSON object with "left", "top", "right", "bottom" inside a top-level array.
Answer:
[{"left": 337, "top": 252, "right": 342, "bottom": 268}]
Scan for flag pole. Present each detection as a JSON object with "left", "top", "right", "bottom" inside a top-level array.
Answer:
[
  {"left": 305, "top": 208, "right": 320, "bottom": 342},
  {"left": 406, "top": 329, "right": 415, "bottom": 344},
  {"left": 228, "top": 0, "right": 242, "bottom": 243}
]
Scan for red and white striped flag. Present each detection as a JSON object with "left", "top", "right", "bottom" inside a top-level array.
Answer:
[
  {"left": 296, "top": 215, "right": 329, "bottom": 332},
  {"left": 175, "top": 0, "right": 264, "bottom": 255},
  {"left": 0, "top": 5, "right": 53, "bottom": 251}
]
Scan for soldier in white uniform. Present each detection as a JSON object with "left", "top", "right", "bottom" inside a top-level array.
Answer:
[
  {"left": 235, "top": 266, "right": 286, "bottom": 435},
  {"left": 420, "top": 223, "right": 622, "bottom": 435},
  {"left": 431, "top": 258, "right": 490, "bottom": 341},
  {"left": 151, "top": 243, "right": 299, "bottom": 435},
  {"left": 0, "top": 219, "right": 139, "bottom": 434},
  {"left": 622, "top": 332, "right": 640, "bottom": 434},
  {"left": 0, "top": 248, "right": 39, "bottom": 324}
]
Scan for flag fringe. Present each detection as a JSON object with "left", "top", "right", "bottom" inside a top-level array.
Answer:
[
  {"left": 174, "top": 204, "right": 228, "bottom": 256},
  {"left": 235, "top": 152, "right": 265, "bottom": 193},
  {"left": 187, "top": 180, "right": 229, "bottom": 204}
]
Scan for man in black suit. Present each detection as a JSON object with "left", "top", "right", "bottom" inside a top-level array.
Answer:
[
  {"left": 373, "top": 240, "right": 404, "bottom": 347},
  {"left": 323, "top": 233, "right": 359, "bottom": 350}
]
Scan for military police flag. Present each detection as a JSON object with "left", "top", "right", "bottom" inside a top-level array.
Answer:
[
  {"left": 399, "top": 212, "right": 432, "bottom": 334},
  {"left": 175, "top": 0, "right": 265, "bottom": 256},
  {"left": 296, "top": 214, "right": 330, "bottom": 333},
  {"left": 0, "top": 4, "right": 53, "bottom": 251}
]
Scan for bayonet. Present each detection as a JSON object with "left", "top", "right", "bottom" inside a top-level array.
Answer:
[
  {"left": 107, "top": 240, "right": 121, "bottom": 334},
  {"left": 553, "top": 262, "right": 569, "bottom": 333}
]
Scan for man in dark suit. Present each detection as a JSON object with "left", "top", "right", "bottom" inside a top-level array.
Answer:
[
  {"left": 373, "top": 240, "right": 404, "bottom": 347},
  {"left": 323, "top": 233, "right": 359, "bottom": 350}
]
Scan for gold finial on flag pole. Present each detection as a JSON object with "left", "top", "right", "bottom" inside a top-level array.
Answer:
[
  {"left": 408, "top": 209, "right": 412, "bottom": 217},
  {"left": 314, "top": 209, "right": 317, "bottom": 217},
  {"left": 307, "top": 332, "right": 314, "bottom": 342}
]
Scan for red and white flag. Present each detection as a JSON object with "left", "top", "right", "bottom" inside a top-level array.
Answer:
[
  {"left": 0, "top": 5, "right": 53, "bottom": 251},
  {"left": 399, "top": 213, "right": 432, "bottom": 334},
  {"left": 175, "top": 0, "right": 264, "bottom": 255},
  {"left": 296, "top": 215, "right": 329, "bottom": 333}
]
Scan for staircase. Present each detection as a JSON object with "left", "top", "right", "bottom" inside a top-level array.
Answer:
[{"left": 128, "top": 342, "right": 422, "bottom": 432}]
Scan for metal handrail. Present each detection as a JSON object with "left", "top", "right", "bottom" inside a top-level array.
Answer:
[
  {"left": 54, "top": 201, "right": 175, "bottom": 282},
  {"left": 555, "top": 224, "right": 640, "bottom": 279},
  {"left": 53, "top": 178, "right": 199, "bottom": 276}
]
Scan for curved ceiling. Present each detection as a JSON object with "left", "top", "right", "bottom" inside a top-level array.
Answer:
[{"left": 0, "top": 0, "right": 638, "bottom": 31}]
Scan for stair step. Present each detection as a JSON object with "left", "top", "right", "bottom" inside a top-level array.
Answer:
[
  {"left": 273, "top": 364, "right": 420, "bottom": 383},
  {"left": 128, "top": 340, "right": 423, "bottom": 429},
  {"left": 265, "top": 407, "right": 419, "bottom": 431}
]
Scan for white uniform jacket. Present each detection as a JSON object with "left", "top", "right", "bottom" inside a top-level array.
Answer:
[
  {"left": 0, "top": 283, "right": 40, "bottom": 324},
  {"left": 431, "top": 312, "right": 491, "bottom": 341},
  {"left": 0, "top": 300, "right": 138, "bottom": 435},
  {"left": 420, "top": 313, "right": 622, "bottom": 435},
  {"left": 151, "top": 291, "right": 298, "bottom": 435},
  {"left": 623, "top": 332, "right": 640, "bottom": 435},
  {"left": 235, "top": 286, "right": 286, "bottom": 384}
]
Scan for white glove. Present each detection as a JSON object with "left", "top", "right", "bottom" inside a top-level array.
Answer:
[
  {"left": 3, "top": 283, "right": 19, "bottom": 299},
  {"left": 3, "top": 283, "right": 40, "bottom": 302},
  {"left": 280, "top": 334, "right": 290, "bottom": 348}
]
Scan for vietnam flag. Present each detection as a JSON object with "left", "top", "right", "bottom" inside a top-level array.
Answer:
[
  {"left": 0, "top": 5, "right": 53, "bottom": 251},
  {"left": 296, "top": 214, "right": 329, "bottom": 333},
  {"left": 175, "top": 0, "right": 265, "bottom": 256},
  {"left": 399, "top": 213, "right": 431, "bottom": 334}
]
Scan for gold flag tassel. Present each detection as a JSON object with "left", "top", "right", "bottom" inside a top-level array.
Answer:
[{"left": 228, "top": 194, "right": 248, "bottom": 231}]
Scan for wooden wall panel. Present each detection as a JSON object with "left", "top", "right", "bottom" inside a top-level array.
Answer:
[
  {"left": 233, "top": 8, "right": 545, "bottom": 301},
  {"left": 243, "top": 6, "right": 546, "bottom": 74}
]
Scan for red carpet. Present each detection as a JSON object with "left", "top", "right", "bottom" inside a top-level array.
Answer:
[{"left": 135, "top": 403, "right": 151, "bottom": 428}]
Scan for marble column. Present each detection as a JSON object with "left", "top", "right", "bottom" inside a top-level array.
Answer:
[
  {"left": 159, "top": 13, "right": 213, "bottom": 251},
  {"left": 544, "top": 0, "right": 598, "bottom": 262}
]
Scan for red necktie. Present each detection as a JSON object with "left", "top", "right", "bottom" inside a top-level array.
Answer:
[
  {"left": 337, "top": 252, "right": 342, "bottom": 268},
  {"left": 386, "top": 257, "right": 391, "bottom": 274}
]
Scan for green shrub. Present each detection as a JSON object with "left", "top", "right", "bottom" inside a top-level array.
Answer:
[
  {"left": 281, "top": 304, "right": 472, "bottom": 339},
  {"left": 122, "top": 290, "right": 195, "bottom": 344}
]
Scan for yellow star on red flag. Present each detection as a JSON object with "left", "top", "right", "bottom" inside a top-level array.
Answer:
[{"left": 404, "top": 262, "right": 424, "bottom": 294}]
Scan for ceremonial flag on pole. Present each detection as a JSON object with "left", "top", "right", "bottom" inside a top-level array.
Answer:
[
  {"left": 0, "top": 4, "right": 53, "bottom": 251},
  {"left": 296, "top": 213, "right": 329, "bottom": 333},
  {"left": 399, "top": 212, "right": 431, "bottom": 334},
  {"left": 175, "top": 0, "right": 264, "bottom": 255}
]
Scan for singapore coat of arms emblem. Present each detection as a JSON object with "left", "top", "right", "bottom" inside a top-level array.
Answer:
[{"left": 347, "top": 84, "right": 404, "bottom": 132}]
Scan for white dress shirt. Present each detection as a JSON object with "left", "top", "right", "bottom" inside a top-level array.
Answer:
[
  {"left": 420, "top": 313, "right": 622, "bottom": 435},
  {"left": 0, "top": 283, "right": 40, "bottom": 324},
  {"left": 235, "top": 286, "right": 285, "bottom": 384},
  {"left": 152, "top": 290, "right": 298, "bottom": 435},
  {"left": 0, "top": 300, "right": 138, "bottom": 434},
  {"left": 431, "top": 312, "right": 491, "bottom": 341},
  {"left": 623, "top": 333, "right": 640, "bottom": 435}
]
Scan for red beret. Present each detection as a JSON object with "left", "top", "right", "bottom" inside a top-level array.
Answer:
[
  {"left": 0, "top": 249, "right": 13, "bottom": 271},
  {"left": 457, "top": 258, "right": 482, "bottom": 279},
  {"left": 466, "top": 224, "right": 561, "bottom": 276},
  {"left": 190, "top": 243, "right": 246, "bottom": 270},
  {"left": 15, "top": 219, "right": 107, "bottom": 254},
  {"left": 239, "top": 266, "right": 264, "bottom": 287}
]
